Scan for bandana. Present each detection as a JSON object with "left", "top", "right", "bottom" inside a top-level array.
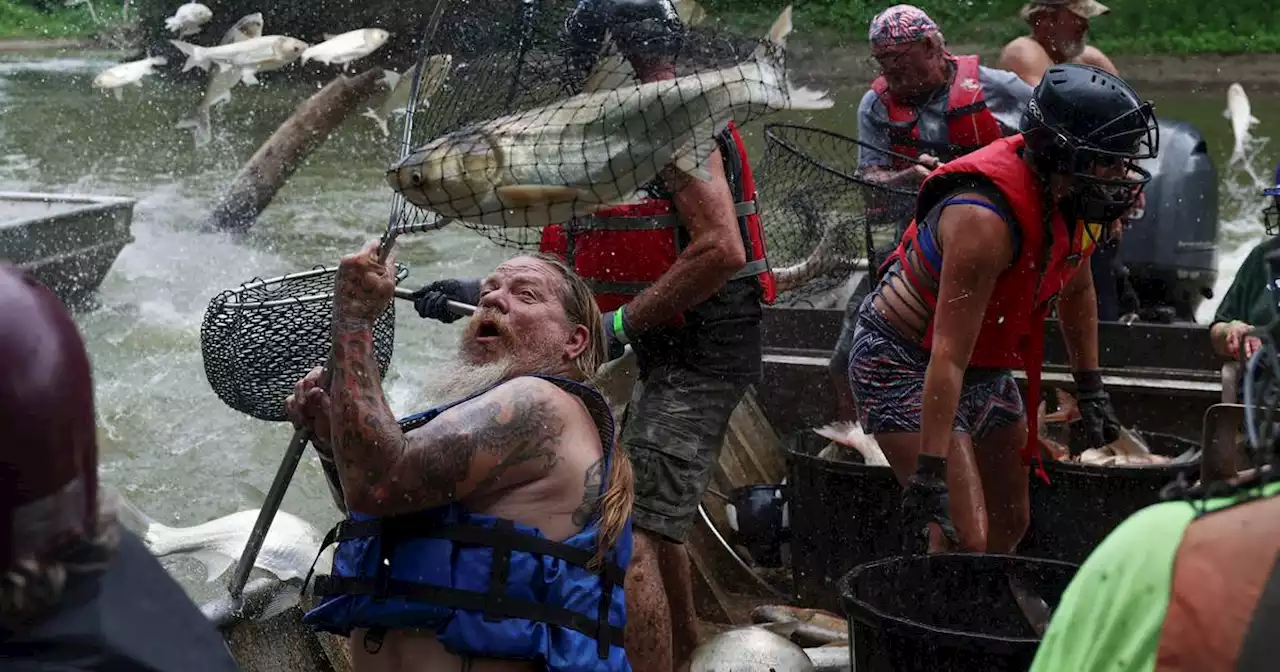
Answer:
[{"left": 868, "top": 4, "right": 942, "bottom": 51}]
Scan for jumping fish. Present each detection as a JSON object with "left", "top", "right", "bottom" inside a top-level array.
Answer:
[
  {"left": 1225, "top": 82, "right": 1260, "bottom": 166},
  {"left": 175, "top": 11, "right": 266, "bottom": 147},
  {"left": 387, "top": 5, "right": 833, "bottom": 229},
  {"left": 300, "top": 28, "right": 390, "bottom": 69},
  {"left": 362, "top": 54, "right": 453, "bottom": 138},
  {"left": 170, "top": 35, "right": 309, "bottom": 75},
  {"left": 164, "top": 2, "right": 213, "bottom": 37},
  {"left": 91, "top": 56, "right": 167, "bottom": 101},
  {"left": 106, "top": 487, "right": 332, "bottom": 584}
]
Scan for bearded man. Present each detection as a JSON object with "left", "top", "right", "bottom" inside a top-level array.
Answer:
[{"left": 290, "top": 244, "right": 634, "bottom": 672}]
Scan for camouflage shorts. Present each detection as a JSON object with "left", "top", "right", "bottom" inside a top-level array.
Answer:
[{"left": 620, "top": 364, "right": 748, "bottom": 544}]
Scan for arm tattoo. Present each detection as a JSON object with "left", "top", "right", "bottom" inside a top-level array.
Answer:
[
  {"left": 572, "top": 457, "right": 606, "bottom": 527},
  {"left": 328, "top": 333, "right": 568, "bottom": 515}
]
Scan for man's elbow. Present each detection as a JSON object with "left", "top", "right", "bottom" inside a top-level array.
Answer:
[{"left": 708, "top": 235, "right": 747, "bottom": 277}]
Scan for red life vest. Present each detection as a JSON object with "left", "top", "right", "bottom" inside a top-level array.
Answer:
[
  {"left": 870, "top": 54, "right": 1006, "bottom": 168},
  {"left": 539, "top": 122, "right": 775, "bottom": 315},
  {"left": 882, "top": 135, "right": 1101, "bottom": 476}
]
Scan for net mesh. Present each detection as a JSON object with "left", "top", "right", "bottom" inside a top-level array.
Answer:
[
  {"left": 200, "top": 266, "right": 405, "bottom": 423},
  {"left": 383, "top": 1, "right": 831, "bottom": 248},
  {"left": 754, "top": 123, "right": 916, "bottom": 301}
]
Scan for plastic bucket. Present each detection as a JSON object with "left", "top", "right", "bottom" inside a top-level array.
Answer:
[
  {"left": 785, "top": 430, "right": 901, "bottom": 611},
  {"left": 1019, "top": 430, "right": 1199, "bottom": 564},
  {"left": 840, "top": 553, "right": 1078, "bottom": 672}
]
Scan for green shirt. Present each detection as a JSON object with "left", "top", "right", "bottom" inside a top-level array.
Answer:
[
  {"left": 1213, "top": 237, "right": 1280, "bottom": 327},
  {"left": 1028, "top": 480, "right": 1280, "bottom": 672}
]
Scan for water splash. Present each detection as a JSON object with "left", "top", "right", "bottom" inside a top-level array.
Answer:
[{"left": 1196, "top": 133, "right": 1274, "bottom": 323}]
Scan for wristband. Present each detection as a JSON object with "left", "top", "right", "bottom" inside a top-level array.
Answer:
[
  {"left": 1072, "top": 369, "right": 1104, "bottom": 394},
  {"left": 612, "top": 306, "right": 633, "bottom": 345}
]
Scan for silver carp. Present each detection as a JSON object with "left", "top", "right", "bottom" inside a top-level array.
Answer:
[
  {"left": 170, "top": 35, "right": 309, "bottom": 75},
  {"left": 175, "top": 12, "right": 265, "bottom": 147},
  {"left": 165, "top": 2, "right": 213, "bottom": 37},
  {"left": 688, "top": 626, "right": 816, "bottom": 672},
  {"left": 106, "top": 486, "right": 332, "bottom": 584},
  {"left": 301, "top": 28, "right": 390, "bottom": 69},
  {"left": 363, "top": 54, "right": 454, "bottom": 138},
  {"left": 387, "top": 5, "right": 833, "bottom": 229},
  {"left": 92, "top": 56, "right": 167, "bottom": 101},
  {"left": 1225, "top": 82, "right": 1259, "bottom": 166}
]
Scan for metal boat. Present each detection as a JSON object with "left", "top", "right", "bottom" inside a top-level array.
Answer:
[{"left": 0, "top": 191, "right": 136, "bottom": 307}]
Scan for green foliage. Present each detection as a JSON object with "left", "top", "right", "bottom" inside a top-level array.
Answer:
[
  {"left": 0, "top": 0, "right": 96, "bottom": 39},
  {"left": 703, "top": 0, "right": 1280, "bottom": 55}
]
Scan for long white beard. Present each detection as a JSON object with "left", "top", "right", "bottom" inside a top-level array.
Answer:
[
  {"left": 418, "top": 358, "right": 514, "bottom": 408},
  {"left": 1060, "top": 38, "right": 1086, "bottom": 61}
]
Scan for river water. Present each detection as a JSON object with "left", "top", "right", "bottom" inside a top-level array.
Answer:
[{"left": 0, "top": 49, "right": 1276, "bottom": 602}]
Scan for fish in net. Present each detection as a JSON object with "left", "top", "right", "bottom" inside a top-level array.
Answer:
[
  {"left": 383, "top": 1, "right": 833, "bottom": 248},
  {"left": 755, "top": 123, "right": 917, "bottom": 302}
]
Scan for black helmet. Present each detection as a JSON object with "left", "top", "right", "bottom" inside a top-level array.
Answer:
[
  {"left": 563, "top": 0, "right": 685, "bottom": 83},
  {"left": 1021, "top": 64, "right": 1158, "bottom": 233}
]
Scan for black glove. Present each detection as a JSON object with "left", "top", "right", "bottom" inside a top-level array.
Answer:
[
  {"left": 601, "top": 307, "right": 635, "bottom": 363},
  {"left": 412, "top": 278, "right": 481, "bottom": 324},
  {"left": 1074, "top": 369, "right": 1122, "bottom": 448},
  {"left": 900, "top": 454, "right": 958, "bottom": 555}
]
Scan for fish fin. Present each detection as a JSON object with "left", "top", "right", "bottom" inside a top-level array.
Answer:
[
  {"left": 362, "top": 108, "right": 390, "bottom": 138},
  {"left": 240, "top": 69, "right": 259, "bottom": 86},
  {"left": 236, "top": 481, "right": 268, "bottom": 507},
  {"left": 674, "top": 0, "right": 708, "bottom": 26},
  {"left": 1223, "top": 108, "right": 1231, "bottom": 119},
  {"left": 113, "top": 88, "right": 123, "bottom": 101},
  {"left": 194, "top": 549, "right": 236, "bottom": 583},
  {"left": 176, "top": 108, "right": 213, "bottom": 148},
  {"left": 1251, "top": 115, "right": 1262, "bottom": 125},
  {"left": 101, "top": 485, "right": 156, "bottom": 537},
  {"left": 214, "top": 61, "right": 235, "bottom": 73},
  {"left": 753, "top": 4, "right": 793, "bottom": 57},
  {"left": 164, "top": 16, "right": 180, "bottom": 32},
  {"left": 672, "top": 152, "right": 713, "bottom": 181},
  {"left": 380, "top": 68, "right": 400, "bottom": 90},
  {"left": 495, "top": 185, "right": 587, "bottom": 207},
  {"left": 323, "top": 33, "right": 338, "bottom": 41},
  {"left": 169, "top": 40, "right": 206, "bottom": 72},
  {"left": 152, "top": 56, "right": 168, "bottom": 66},
  {"left": 258, "top": 583, "right": 302, "bottom": 621}
]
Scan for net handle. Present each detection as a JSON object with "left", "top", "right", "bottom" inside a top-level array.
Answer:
[{"left": 762, "top": 123, "right": 921, "bottom": 196}]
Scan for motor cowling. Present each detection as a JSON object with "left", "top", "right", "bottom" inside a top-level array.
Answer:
[{"left": 1118, "top": 117, "right": 1220, "bottom": 322}]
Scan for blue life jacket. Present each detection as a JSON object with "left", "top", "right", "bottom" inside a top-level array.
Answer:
[{"left": 301, "top": 374, "right": 631, "bottom": 671}]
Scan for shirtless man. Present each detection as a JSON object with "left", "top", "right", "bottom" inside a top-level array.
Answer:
[
  {"left": 1001, "top": 1, "right": 1141, "bottom": 322},
  {"left": 999, "top": 0, "right": 1117, "bottom": 85},
  {"left": 295, "top": 244, "right": 633, "bottom": 671}
]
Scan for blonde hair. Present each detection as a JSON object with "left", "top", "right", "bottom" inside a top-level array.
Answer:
[
  {"left": 0, "top": 509, "right": 118, "bottom": 633},
  {"left": 527, "top": 253, "right": 634, "bottom": 569}
]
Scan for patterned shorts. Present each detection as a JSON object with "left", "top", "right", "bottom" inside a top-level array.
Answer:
[{"left": 848, "top": 297, "right": 1025, "bottom": 437}]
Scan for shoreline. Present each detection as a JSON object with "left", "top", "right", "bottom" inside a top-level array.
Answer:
[
  {"left": 0, "top": 38, "right": 92, "bottom": 52},
  {"left": 788, "top": 41, "right": 1280, "bottom": 95}
]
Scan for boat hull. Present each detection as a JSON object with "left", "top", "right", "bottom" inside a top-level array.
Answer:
[{"left": 0, "top": 191, "right": 136, "bottom": 308}]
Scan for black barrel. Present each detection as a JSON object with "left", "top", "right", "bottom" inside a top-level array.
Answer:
[
  {"left": 1019, "top": 430, "right": 1199, "bottom": 564},
  {"left": 841, "top": 553, "right": 1079, "bottom": 672},
  {"left": 785, "top": 430, "right": 901, "bottom": 612}
]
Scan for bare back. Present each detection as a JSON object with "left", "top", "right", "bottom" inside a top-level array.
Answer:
[
  {"left": 350, "top": 376, "right": 608, "bottom": 672},
  {"left": 999, "top": 35, "right": 1118, "bottom": 86}
]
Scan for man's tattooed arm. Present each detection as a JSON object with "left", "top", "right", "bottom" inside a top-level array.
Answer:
[{"left": 328, "top": 327, "right": 567, "bottom": 516}]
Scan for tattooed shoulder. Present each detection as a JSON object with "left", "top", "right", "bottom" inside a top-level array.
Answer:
[
  {"left": 403, "top": 376, "right": 570, "bottom": 503},
  {"left": 572, "top": 457, "right": 606, "bottom": 527}
]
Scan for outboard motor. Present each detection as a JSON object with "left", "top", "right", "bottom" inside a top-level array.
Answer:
[{"left": 1118, "top": 118, "right": 1220, "bottom": 322}]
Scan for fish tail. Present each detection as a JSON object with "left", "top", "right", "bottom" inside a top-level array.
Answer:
[
  {"left": 749, "top": 6, "right": 834, "bottom": 112},
  {"left": 164, "top": 16, "right": 180, "bottom": 32},
  {"left": 176, "top": 107, "right": 213, "bottom": 147},
  {"left": 169, "top": 39, "right": 206, "bottom": 72},
  {"left": 101, "top": 485, "right": 158, "bottom": 539},
  {"left": 362, "top": 108, "right": 390, "bottom": 138}
]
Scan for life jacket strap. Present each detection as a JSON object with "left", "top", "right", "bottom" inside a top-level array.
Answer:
[
  {"left": 310, "top": 575, "right": 627, "bottom": 653},
  {"left": 573, "top": 199, "right": 758, "bottom": 231},
  {"left": 584, "top": 257, "right": 770, "bottom": 297}
]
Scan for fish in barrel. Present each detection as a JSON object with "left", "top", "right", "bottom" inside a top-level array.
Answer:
[
  {"left": 386, "top": 5, "right": 833, "bottom": 229},
  {"left": 1036, "top": 388, "right": 1200, "bottom": 466}
]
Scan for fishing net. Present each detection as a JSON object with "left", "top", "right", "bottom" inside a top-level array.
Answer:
[
  {"left": 754, "top": 123, "right": 916, "bottom": 301},
  {"left": 385, "top": 0, "right": 828, "bottom": 248},
  {"left": 200, "top": 265, "right": 408, "bottom": 423}
]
